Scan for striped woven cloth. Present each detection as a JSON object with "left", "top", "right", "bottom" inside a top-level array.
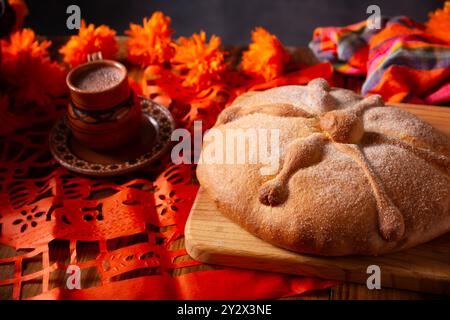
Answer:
[{"left": 310, "top": 16, "right": 450, "bottom": 105}]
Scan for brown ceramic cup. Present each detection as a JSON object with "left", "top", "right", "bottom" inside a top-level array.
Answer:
[{"left": 66, "top": 59, "right": 142, "bottom": 150}]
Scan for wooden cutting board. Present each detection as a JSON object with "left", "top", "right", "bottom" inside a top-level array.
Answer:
[{"left": 185, "top": 103, "right": 450, "bottom": 295}]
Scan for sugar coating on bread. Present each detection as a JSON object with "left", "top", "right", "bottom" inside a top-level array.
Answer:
[{"left": 197, "top": 78, "right": 450, "bottom": 256}]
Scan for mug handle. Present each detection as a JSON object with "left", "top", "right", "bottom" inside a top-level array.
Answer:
[{"left": 87, "top": 51, "right": 103, "bottom": 62}]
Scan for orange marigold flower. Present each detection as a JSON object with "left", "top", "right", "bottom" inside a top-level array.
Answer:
[
  {"left": 1, "top": 29, "right": 67, "bottom": 108},
  {"left": 59, "top": 21, "right": 118, "bottom": 68},
  {"left": 426, "top": 1, "right": 450, "bottom": 44},
  {"left": 241, "top": 27, "right": 290, "bottom": 81},
  {"left": 171, "top": 31, "right": 226, "bottom": 90},
  {"left": 126, "top": 11, "right": 174, "bottom": 67}
]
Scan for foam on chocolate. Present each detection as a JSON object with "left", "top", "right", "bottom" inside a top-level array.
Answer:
[{"left": 72, "top": 65, "right": 123, "bottom": 91}]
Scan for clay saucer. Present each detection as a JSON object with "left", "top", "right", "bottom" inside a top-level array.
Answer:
[{"left": 49, "top": 97, "right": 175, "bottom": 176}]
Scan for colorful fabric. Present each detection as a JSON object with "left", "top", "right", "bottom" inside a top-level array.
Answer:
[{"left": 310, "top": 16, "right": 450, "bottom": 105}]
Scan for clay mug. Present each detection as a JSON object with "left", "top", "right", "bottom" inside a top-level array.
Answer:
[{"left": 66, "top": 55, "right": 141, "bottom": 150}]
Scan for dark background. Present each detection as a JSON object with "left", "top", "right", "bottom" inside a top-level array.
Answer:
[{"left": 25, "top": 0, "right": 445, "bottom": 46}]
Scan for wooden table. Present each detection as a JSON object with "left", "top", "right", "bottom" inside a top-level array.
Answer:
[{"left": 0, "top": 37, "right": 448, "bottom": 300}]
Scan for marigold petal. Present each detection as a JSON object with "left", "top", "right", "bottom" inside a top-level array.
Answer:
[
  {"left": 241, "top": 27, "right": 290, "bottom": 81},
  {"left": 59, "top": 21, "right": 118, "bottom": 68},
  {"left": 426, "top": 1, "right": 450, "bottom": 44},
  {"left": 171, "top": 31, "right": 226, "bottom": 91},
  {"left": 1, "top": 29, "right": 67, "bottom": 108},
  {"left": 126, "top": 11, "right": 174, "bottom": 67}
]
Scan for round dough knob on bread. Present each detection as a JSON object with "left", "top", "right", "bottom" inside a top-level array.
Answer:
[{"left": 197, "top": 78, "right": 450, "bottom": 256}]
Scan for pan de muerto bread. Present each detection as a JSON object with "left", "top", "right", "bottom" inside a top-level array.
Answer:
[{"left": 197, "top": 78, "right": 450, "bottom": 256}]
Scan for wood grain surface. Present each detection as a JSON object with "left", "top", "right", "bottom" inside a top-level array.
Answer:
[{"left": 185, "top": 103, "right": 450, "bottom": 297}]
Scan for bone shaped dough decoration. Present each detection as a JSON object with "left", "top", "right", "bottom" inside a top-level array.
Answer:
[{"left": 197, "top": 78, "right": 450, "bottom": 256}]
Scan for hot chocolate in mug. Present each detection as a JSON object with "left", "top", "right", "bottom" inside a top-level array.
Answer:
[{"left": 66, "top": 55, "right": 142, "bottom": 150}]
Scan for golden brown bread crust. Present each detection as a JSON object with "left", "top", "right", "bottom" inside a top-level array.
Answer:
[{"left": 197, "top": 78, "right": 450, "bottom": 256}]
